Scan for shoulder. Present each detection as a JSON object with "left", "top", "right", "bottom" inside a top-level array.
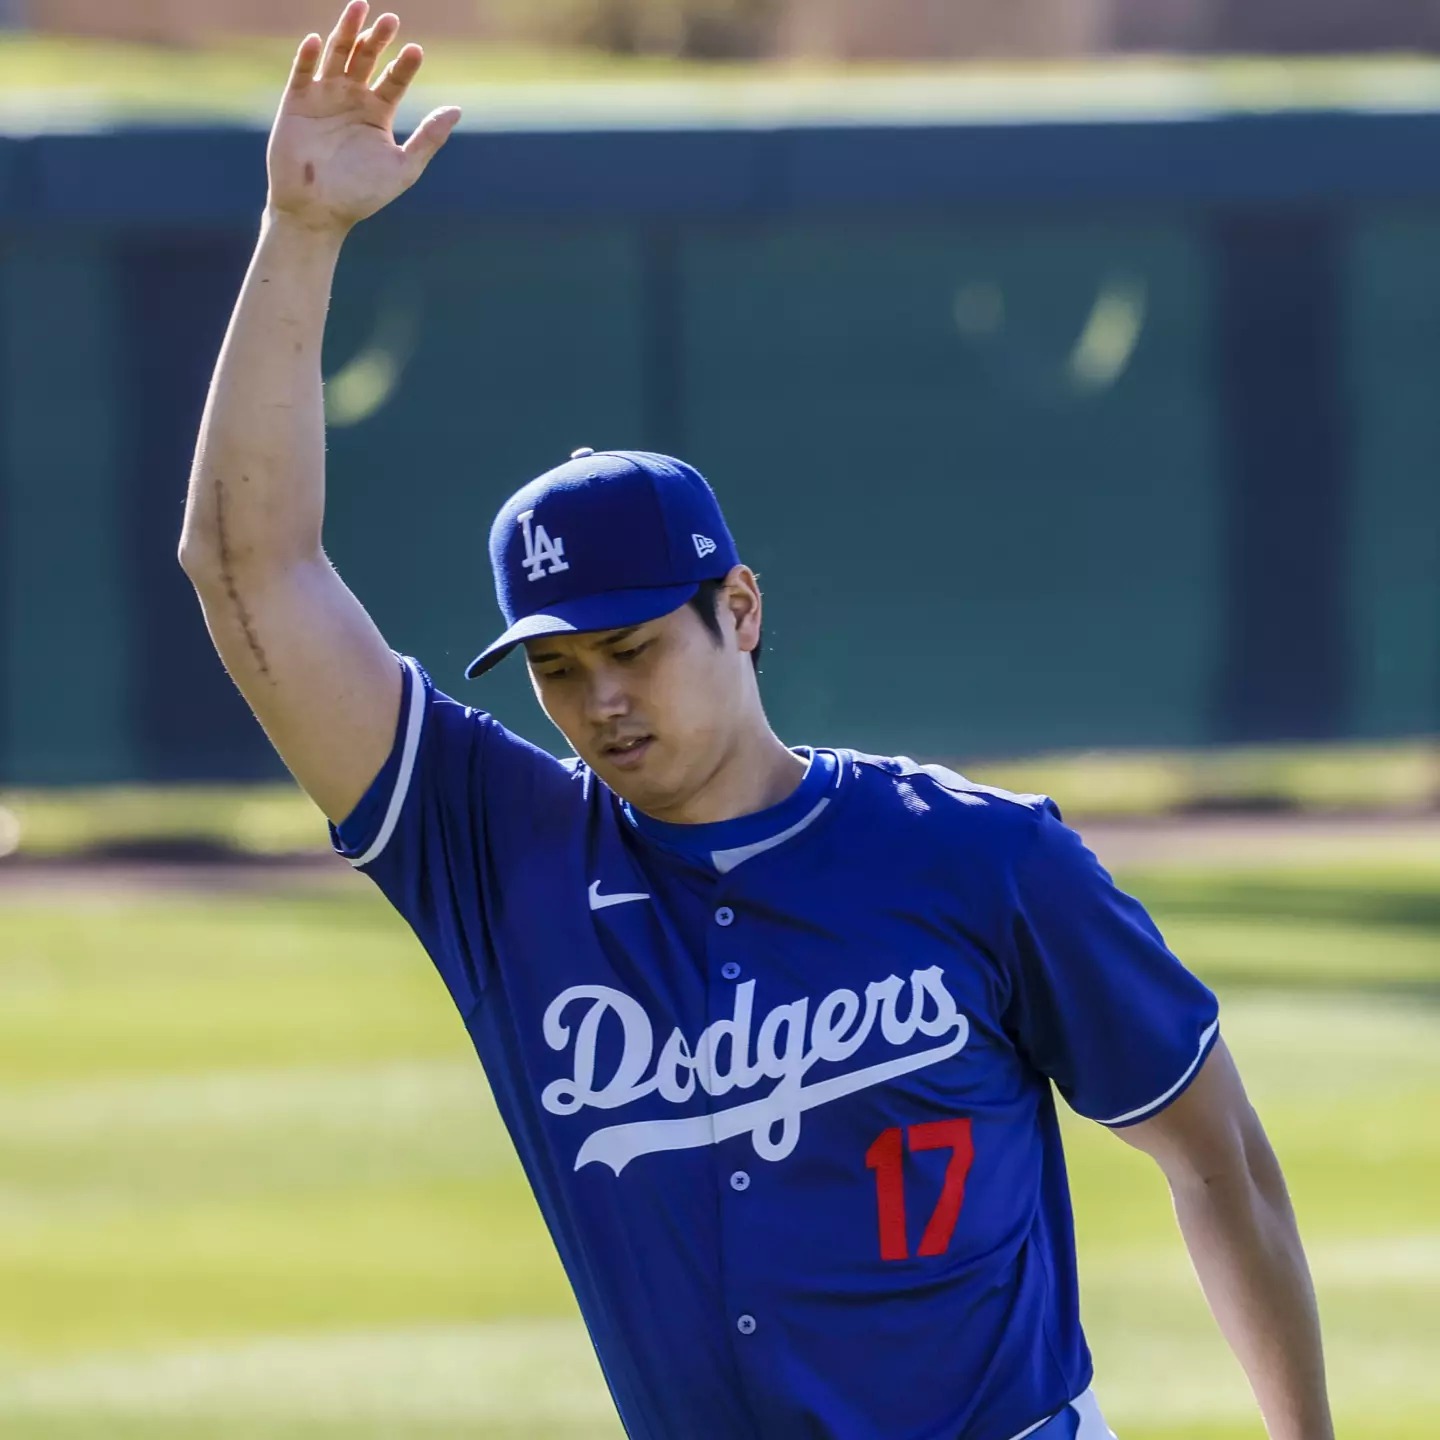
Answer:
[
  {"left": 811, "top": 752, "right": 1067, "bottom": 941},
  {"left": 824, "top": 750, "right": 1066, "bottom": 892},
  {"left": 401, "top": 658, "right": 593, "bottom": 817},
  {"left": 841, "top": 749, "right": 1059, "bottom": 843}
]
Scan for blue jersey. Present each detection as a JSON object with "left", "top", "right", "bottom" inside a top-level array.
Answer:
[{"left": 334, "top": 657, "right": 1219, "bottom": 1440}]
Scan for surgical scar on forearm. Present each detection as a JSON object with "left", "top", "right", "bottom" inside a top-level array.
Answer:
[{"left": 214, "top": 477, "right": 272, "bottom": 680}]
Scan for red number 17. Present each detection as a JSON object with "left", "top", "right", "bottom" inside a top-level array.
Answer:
[{"left": 865, "top": 1118, "right": 974, "bottom": 1262}]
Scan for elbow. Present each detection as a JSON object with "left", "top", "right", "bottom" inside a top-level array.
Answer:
[
  {"left": 177, "top": 516, "right": 275, "bottom": 583},
  {"left": 178, "top": 532, "right": 221, "bottom": 584},
  {"left": 179, "top": 531, "right": 324, "bottom": 592},
  {"left": 177, "top": 535, "right": 206, "bottom": 579},
  {"left": 1168, "top": 1111, "right": 1286, "bottom": 1213}
]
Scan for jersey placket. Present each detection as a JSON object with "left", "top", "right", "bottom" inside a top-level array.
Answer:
[{"left": 705, "top": 876, "right": 783, "bottom": 1434}]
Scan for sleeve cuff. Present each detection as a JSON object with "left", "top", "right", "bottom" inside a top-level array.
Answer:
[
  {"left": 330, "top": 655, "right": 427, "bottom": 869},
  {"left": 1097, "top": 1018, "right": 1221, "bottom": 1128}
]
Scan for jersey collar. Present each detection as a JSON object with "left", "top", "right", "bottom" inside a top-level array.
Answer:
[{"left": 623, "top": 748, "right": 841, "bottom": 873}]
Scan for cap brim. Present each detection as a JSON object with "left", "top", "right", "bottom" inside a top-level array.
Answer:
[{"left": 464, "top": 583, "right": 700, "bottom": 679}]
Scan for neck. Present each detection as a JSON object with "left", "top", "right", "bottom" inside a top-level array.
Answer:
[{"left": 644, "top": 724, "right": 808, "bottom": 826}]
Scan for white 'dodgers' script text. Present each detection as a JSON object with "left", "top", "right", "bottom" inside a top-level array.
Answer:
[{"left": 541, "top": 967, "right": 970, "bottom": 1175}]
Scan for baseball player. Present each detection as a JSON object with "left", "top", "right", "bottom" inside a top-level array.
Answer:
[{"left": 180, "top": 6, "right": 1335, "bottom": 1438}]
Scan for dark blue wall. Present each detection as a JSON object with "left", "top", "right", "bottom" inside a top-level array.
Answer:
[{"left": 2, "top": 113, "right": 1438, "bottom": 781}]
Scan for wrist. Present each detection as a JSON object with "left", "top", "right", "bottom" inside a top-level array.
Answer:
[{"left": 261, "top": 204, "right": 352, "bottom": 253}]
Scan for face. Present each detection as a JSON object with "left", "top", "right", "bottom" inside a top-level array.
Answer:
[{"left": 524, "top": 568, "right": 763, "bottom": 818}]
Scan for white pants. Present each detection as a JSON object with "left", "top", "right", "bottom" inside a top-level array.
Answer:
[{"left": 1009, "top": 1387, "right": 1118, "bottom": 1439}]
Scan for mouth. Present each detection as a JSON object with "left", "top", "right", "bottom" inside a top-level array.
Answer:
[{"left": 601, "top": 735, "right": 654, "bottom": 771}]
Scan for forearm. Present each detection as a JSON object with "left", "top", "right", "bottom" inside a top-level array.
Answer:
[
  {"left": 180, "top": 209, "right": 345, "bottom": 578},
  {"left": 1170, "top": 1141, "right": 1332, "bottom": 1440}
]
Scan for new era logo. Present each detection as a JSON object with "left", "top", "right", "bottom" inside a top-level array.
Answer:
[{"left": 692, "top": 534, "right": 717, "bottom": 559}]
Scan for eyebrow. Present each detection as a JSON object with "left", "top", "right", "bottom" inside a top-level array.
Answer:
[{"left": 529, "top": 626, "right": 642, "bottom": 666}]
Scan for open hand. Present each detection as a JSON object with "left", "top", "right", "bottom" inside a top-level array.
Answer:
[{"left": 267, "top": 0, "right": 461, "bottom": 234}]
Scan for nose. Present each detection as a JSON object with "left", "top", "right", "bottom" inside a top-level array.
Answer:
[{"left": 583, "top": 666, "right": 631, "bottom": 725}]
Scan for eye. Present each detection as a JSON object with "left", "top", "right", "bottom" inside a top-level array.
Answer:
[
  {"left": 614, "top": 641, "right": 652, "bottom": 663},
  {"left": 537, "top": 665, "right": 571, "bottom": 682}
]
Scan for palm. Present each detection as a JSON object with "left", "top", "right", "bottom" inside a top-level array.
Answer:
[
  {"left": 268, "top": 2, "right": 460, "bottom": 231},
  {"left": 271, "top": 86, "right": 408, "bottom": 226}
]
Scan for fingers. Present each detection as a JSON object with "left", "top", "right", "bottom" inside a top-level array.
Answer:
[
  {"left": 286, "top": 33, "right": 324, "bottom": 93},
  {"left": 346, "top": 12, "right": 400, "bottom": 86},
  {"left": 319, "top": 0, "right": 368, "bottom": 81},
  {"left": 372, "top": 42, "right": 425, "bottom": 109},
  {"left": 402, "top": 106, "right": 463, "bottom": 176}
]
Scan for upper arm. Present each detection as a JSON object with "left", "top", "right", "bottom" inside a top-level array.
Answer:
[
  {"left": 1116, "top": 1038, "right": 1265, "bottom": 1185},
  {"left": 1004, "top": 802, "right": 1220, "bottom": 1127},
  {"left": 332, "top": 661, "right": 587, "bottom": 1015},
  {"left": 187, "top": 552, "right": 400, "bottom": 824}
]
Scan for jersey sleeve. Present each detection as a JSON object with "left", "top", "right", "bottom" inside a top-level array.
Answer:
[
  {"left": 1002, "top": 800, "right": 1220, "bottom": 1127},
  {"left": 330, "top": 654, "right": 581, "bottom": 1017}
]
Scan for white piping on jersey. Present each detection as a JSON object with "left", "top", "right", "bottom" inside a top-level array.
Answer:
[
  {"left": 1009, "top": 1415, "right": 1048, "bottom": 1440},
  {"left": 710, "top": 796, "right": 832, "bottom": 874},
  {"left": 1009, "top": 1405, "right": 1060, "bottom": 1440},
  {"left": 1005, "top": 1388, "right": 1115, "bottom": 1440},
  {"left": 348, "top": 655, "right": 426, "bottom": 870},
  {"left": 1099, "top": 1019, "right": 1220, "bottom": 1127}
]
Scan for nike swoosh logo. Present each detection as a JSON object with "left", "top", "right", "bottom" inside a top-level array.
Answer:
[{"left": 588, "top": 881, "right": 651, "bottom": 912}]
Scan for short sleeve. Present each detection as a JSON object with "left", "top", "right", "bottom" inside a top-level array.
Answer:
[
  {"left": 1004, "top": 801, "right": 1220, "bottom": 1127},
  {"left": 331, "top": 655, "right": 582, "bottom": 1016}
]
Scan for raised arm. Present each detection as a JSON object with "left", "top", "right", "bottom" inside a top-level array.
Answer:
[{"left": 179, "top": 1, "right": 460, "bottom": 823}]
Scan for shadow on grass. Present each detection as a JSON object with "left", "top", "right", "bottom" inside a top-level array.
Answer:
[
  {"left": 1124, "top": 874, "right": 1440, "bottom": 936},
  {"left": 1199, "top": 970, "right": 1440, "bottom": 1006},
  {"left": 1121, "top": 868, "right": 1440, "bottom": 1004}
]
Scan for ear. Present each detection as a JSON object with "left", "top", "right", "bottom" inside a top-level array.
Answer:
[{"left": 722, "top": 565, "right": 763, "bottom": 655}]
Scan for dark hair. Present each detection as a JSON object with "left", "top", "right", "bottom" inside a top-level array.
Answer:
[{"left": 689, "top": 577, "right": 762, "bottom": 672}]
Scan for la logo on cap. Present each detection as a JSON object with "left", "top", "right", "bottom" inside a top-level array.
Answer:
[
  {"left": 693, "top": 534, "right": 717, "bottom": 559},
  {"left": 520, "top": 509, "right": 569, "bottom": 582}
]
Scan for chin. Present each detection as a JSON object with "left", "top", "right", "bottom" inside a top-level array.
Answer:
[
  {"left": 603, "top": 770, "right": 671, "bottom": 812},
  {"left": 582, "top": 736, "right": 709, "bottom": 818},
  {"left": 597, "top": 759, "right": 683, "bottom": 817}
]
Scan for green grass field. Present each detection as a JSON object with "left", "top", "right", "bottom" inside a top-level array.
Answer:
[{"left": 0, "top": 856, "right": 1436, "bottom": 1439}]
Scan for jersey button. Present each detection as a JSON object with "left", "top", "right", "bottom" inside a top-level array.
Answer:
[
  {"left": 715, "top": 906, "right": 735, "bottom": 927},
  {"left": 736, "top": 1314, "right": 757, "bottom": 1335},
  {"left": 721, "top": 961, "right": 741, "bottom": 981},
  {"left": 730, "top": 1170, "right": 750, "bottom": 1191}
]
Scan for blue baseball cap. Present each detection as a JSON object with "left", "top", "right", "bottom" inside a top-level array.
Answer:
[{"left": 465, "top": 448, "right": 741, "bottom": 679}]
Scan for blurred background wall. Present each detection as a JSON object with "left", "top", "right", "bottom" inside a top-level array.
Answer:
[
  {"left": 1, "top": 0, "right": 1439, "bottom": 786},
  {"left": 27, "top": 0, "right": 498, "bottom": 45},
  {"left": 2, "top": 115, "right": 1439, "bottom": 784},
  {"left": 19, "top": 0, "right": 1440, "bottom": 56}
]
